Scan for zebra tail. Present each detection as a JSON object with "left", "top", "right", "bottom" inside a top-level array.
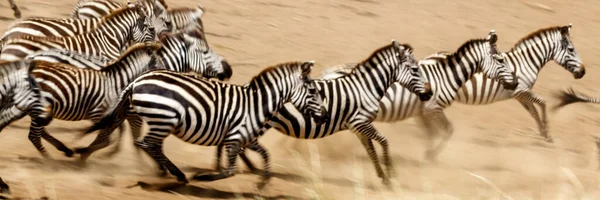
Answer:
[
  {"left": 552, "top": 87, "right": 599, "bottom": 111},
  {"left": 84, "top": 83, "right": 134, "bottom": 135}
]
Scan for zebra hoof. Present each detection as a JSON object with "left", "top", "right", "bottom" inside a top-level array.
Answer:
[
  {"left": 256, "top": 180, "right": 269, "bottom": 190},
  {"left": 176, "top": 177, "right": 189, "bottom": 184},
  {"left": 63, "top": 149, "right": 74, "bottom": 158},
  {"left": 545, "top": 137, "right": 554, "bottom": 143}
]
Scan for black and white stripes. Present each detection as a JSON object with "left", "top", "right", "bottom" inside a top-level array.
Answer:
[
  {"left": 218, "top": 40, "right": 433, "bottom": 185},
  {"left": 0, "top": 4, "right": 157, "bottom": 62},
  {"left": 78, "top": 61, "right": 328, "bottom": 187}
]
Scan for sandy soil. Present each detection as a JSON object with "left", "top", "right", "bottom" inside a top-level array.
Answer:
[{"left": 1, "top": 0, "right": 600, "bottom": 199}]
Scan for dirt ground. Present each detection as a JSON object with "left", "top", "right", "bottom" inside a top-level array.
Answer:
[{"left": 1, "top": 0, "right": 600, "bottom": 199}]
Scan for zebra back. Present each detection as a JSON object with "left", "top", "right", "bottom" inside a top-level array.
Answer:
[{"left": 26, "top": 49, "right": 109, "bottom": 70}]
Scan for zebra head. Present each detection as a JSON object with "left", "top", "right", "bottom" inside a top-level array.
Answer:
[
  {"left": 183, "top": 28, "right": 233, "bottom": 81},
  {"left": 129, "top": 3, "right": 158, "bottom": 44},
  {"left": 391, "top": 40, "right": 432, "bottom": 101},
  {"left": 553, "top": 23, "right": 585, "bottom": 79},
  {"left": 289, "top": 61, "right": 329, "bottom": 124},
  {"left": 481, "top": 30, "right": 518, "bottom": 90},
  {"left": 147, "top": 0, "right": 172, "bottom": 35}
]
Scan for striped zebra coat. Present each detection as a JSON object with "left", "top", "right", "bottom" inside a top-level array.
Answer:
[
  {"left": 70, "top": 0, "right": 204, "bottom": 33},
  {"left": 218, "top": 40, "right": 434, "bottom": 185},
  {"left": 1, "top": 0, "right": 170, "bottom": 43},
  {"left": 321, "top": 25, "right": 584, "bottom": 157},
  {"left": 70, "top": 0, "right": 171, "bottom": 33},
  {"left": 0, "top": 60, "right": 48, "bottom": 131},
  {"left": 227, "top": 31, "right": 519, "bottom": 181},
  {"left": 20, "top": 28, "right": 232, "bottom": 158},
  {"left": 25, "top": 27, "right": 231, "bottom": 77},
  {"left": 79, "top": 61, "right": 328, "bottom": 187},
  {"left": 0, "top": 4, "right": 156, "bottom": 62},
  {"left": 0, "top": 42, "right": 163, "bottom": 158}
]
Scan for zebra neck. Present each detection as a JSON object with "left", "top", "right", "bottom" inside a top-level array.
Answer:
[
  {"left": 104, "top": 55, "right": 153, "bottom": 94},
  {"left": 158, "top": 39, "right": 187, "bottom": 72},
  {"left": 91, "top": 11, "right": 138, "bottom": 50},
  {"left": 505, "top": 47, "right": 552, "bottom": 80},
  {"left": 245, "top": 85, "right": 289, "bottom": 134},
  {"left": 346, "top": 62, "right": 394, "bottom": 101}
]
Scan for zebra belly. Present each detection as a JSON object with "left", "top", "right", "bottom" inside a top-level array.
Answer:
[
  {"left": 375, "top": 83, "right": 423, "bottom": 122},
  {"left": 269, "top": 103, "right": 349, "bottom": 139},
  {"left": 456, "top": 74, "right": 513, "bottom": 105}
]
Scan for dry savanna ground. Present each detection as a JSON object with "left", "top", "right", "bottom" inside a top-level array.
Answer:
[{"left": 0, "top": 0, "right": 600, "bottom": 199}]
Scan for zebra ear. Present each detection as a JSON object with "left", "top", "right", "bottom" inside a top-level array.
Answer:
[
  {"left": 561, "top": 23, "right": 571, "bottom": 36},
  {"left": 301, "top": 61, "right": 314, "bottom": 76},
  {"left": 195, "top": 5, "right": 205, "bottom": 18},
  {"left": 487, "top": 30, "right": 498, "bottom": 44}
]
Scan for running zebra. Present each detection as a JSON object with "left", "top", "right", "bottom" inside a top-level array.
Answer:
[
  {"left": 6, "top": 28, "right": 232, "bottom": 158},
  {"left": 77, "top": 61, "right": 329, "bottom": 188},
  {"left": 1, "top": 0, "right": 170, "bottom": 42},
  {"left": 0, "top": 4, "right": 156, "bottom": 62},
  {"left": 0, "top": 42, "right": 164, "bottom": 158},
  {"left": 323, "top": 24, "right": 583, "bottom": 146},
  {"left": 215, "top": 40, "right": 434, "bottom": 185},
  {"left": 223, "top": 31, "right": 519, "bottom": 182},
  {"left": 70, "top": 0, "right": 171, "bottom": 32}
]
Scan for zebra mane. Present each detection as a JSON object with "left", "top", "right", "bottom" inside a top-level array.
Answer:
[
  {"left": 422, "top": 39, "right": 489, "bottom": 63},
  {"left": 5, "top": 34, "right": 65, "bottom": 44},
  {"left": 345, "top": 43, "right": 413, "bottom": 75},
  {"left": 509, "top": 26, "right": 564, "bottom": 52},
  {"left": 98, "top": 4, "right": 142, "bottom": 25},
  {"left": 168, "top": 6, "right": 201, "bottom": 14},
  {"left": 159, "top": 27, "right": 205, "bottom": 42},
  {"left": 103, "top": 42, "right": 162, "bottom": 68},
  {"left": 247, "top": 61, "right": 306, "bottom": 89}
]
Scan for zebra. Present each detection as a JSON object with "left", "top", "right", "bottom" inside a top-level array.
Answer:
[
  {"left": 6, "top": 0, "right": 20, "bottom": 18},
  {"left": 71, "top": 0, "right": 204, "bottom": 33},
  {"left": 70, "top": 0, "right": 172, "bottom": 33},
  {"left": 212, "top": 40, "right": 434, "bottom": 185},
  {"left": 0, "top": 42, "right": 167, "bottom": 158},
  {"left": 323, "top": 24, "right": 583, "bottom": 146},
  {"left": 1, "top": 0, "right": 170, "bottom": 43},
  {"left": 8, "top": 27, "right": 232, "bottom": 158},
  {"left": 0, "top": 3, "right": 156, "bottom": 62},
  {"left": 222, "top": 31, "right": 519, "bottom": 183},
  {"left": 77, "top": 61, "right": 329, "bottom": 188}
]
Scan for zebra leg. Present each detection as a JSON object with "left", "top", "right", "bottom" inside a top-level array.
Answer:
[
  {"left": 350, "top": 121, "right": 393, "bottom": 185},
  {"left": 515, "top": 91, "right": 552, "bottom": 142},
  {"left": 355, "top": 134, "right": 386, "bottom": 179},
  {"left": 99, "top": 122, "right": 128, "bottom": 158},
  {"left": 74, "top": 117, "right": 127, "bottom": 161},
  {"left": 214, "top": 143, "right": 224, "bottom": 171},
  {"left": 245, "top": 141, "right": 271, "bottom": 189},
  {"left": 28, "top": 121, "right": 50, "bottom": 158},
  {"left": 135, "top": 139, "right": 188, "bottom": 183},
  {"left": 41, "top": 130, "right": 74, "bottom": 157},
  {"left": 194, "top": 143, "right": 240, "bottom": 183},
  {"left": 421, "top": 109, "right": 454, "bottom": 162}
]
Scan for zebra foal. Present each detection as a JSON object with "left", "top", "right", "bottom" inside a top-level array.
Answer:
[
  {"left": 78, "top": 61, "right": 328, "bottom": 187},
  {"left": 0, "top": 3, "right": 156, "bottom": 62}
]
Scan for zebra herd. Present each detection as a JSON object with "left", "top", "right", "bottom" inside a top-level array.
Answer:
[{"left": 0, "top": 0, "right": 594, "bottom": 193}]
